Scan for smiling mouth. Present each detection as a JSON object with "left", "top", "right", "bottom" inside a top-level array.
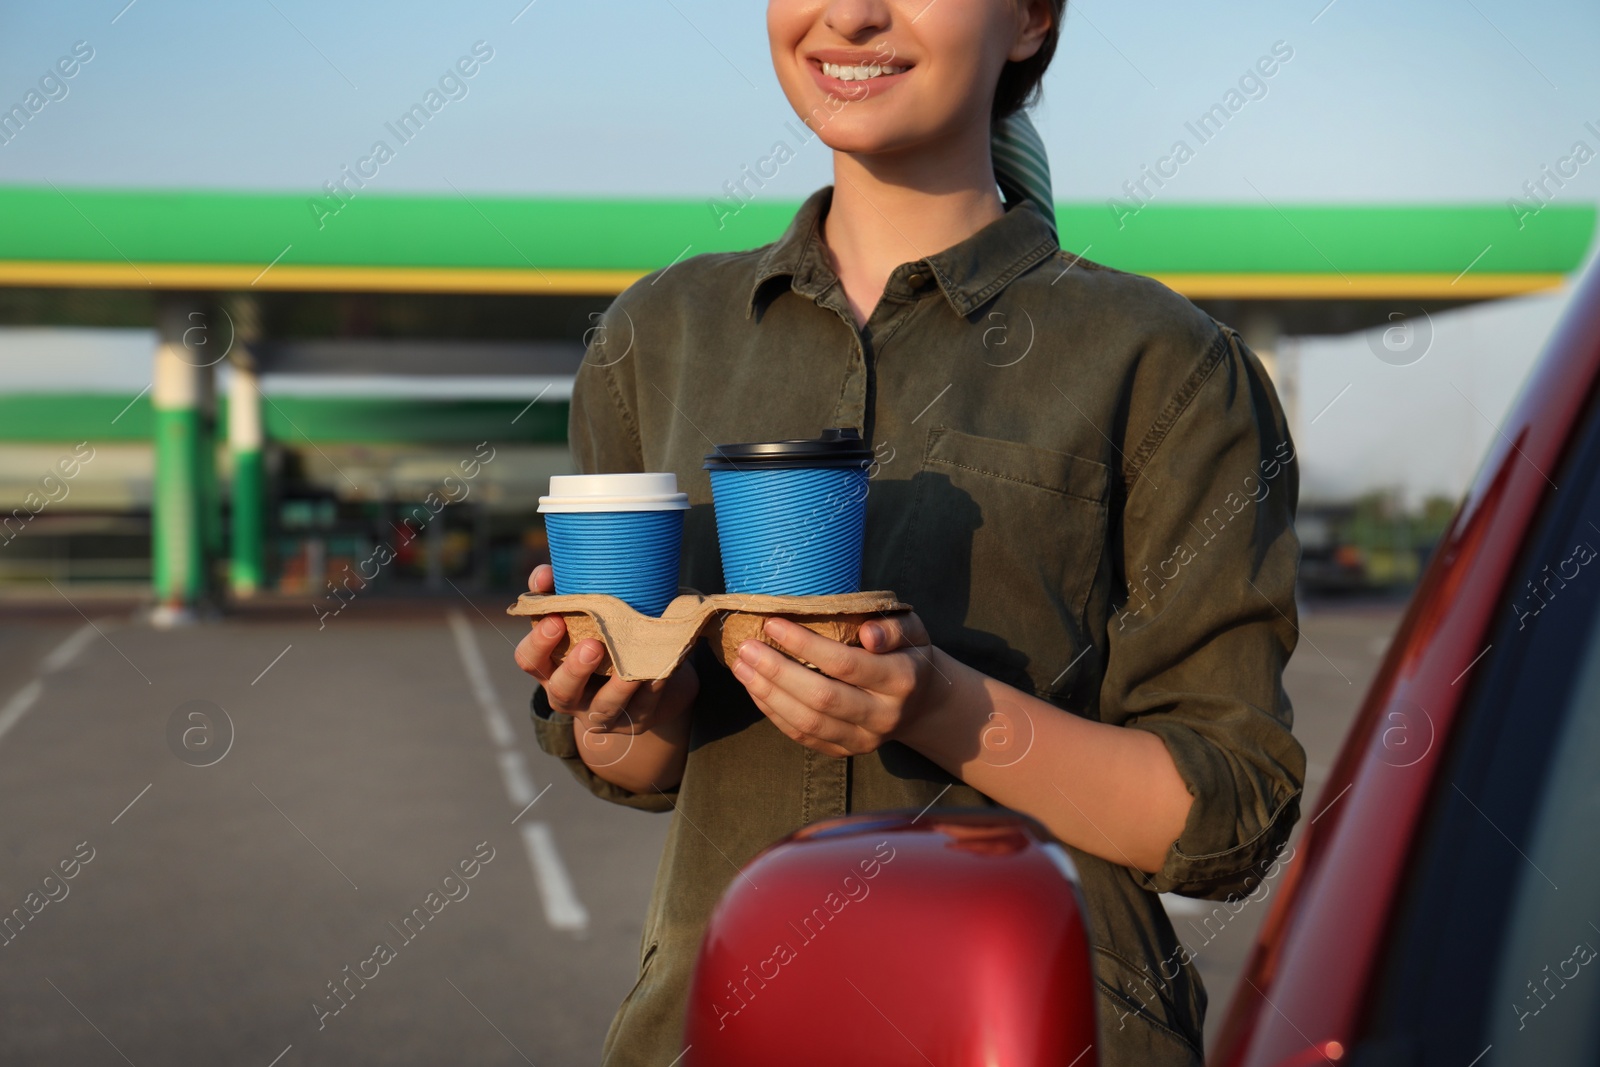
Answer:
[{"left": 816, "top": 60, "right": 910, "bottom": 82}]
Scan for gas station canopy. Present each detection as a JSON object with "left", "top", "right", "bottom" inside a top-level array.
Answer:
[{"left": 0, "top": 185, "right": 1591, "bottom": 300}]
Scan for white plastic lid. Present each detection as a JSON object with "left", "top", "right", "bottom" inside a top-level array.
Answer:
[{"left": 537, "top": 472, "right": 691, "bottom": 512}]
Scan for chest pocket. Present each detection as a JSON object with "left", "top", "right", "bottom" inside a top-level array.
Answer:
[{"left": 894, "top": 427, "right": 1109, "bottom": 698}]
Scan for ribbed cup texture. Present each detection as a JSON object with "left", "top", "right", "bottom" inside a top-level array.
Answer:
[
  {"left": 709, "top": 468, "right": 867, "bottom": 595},
  {"left": 544, "top": 510, "right": 684, "bottom": 616}
]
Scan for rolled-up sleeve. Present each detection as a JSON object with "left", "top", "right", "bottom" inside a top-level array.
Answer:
[
  {"left": 1102, "top": 323, "right": 1306, "bottom": 898},
  {"left": 528, "top": 295, "right": 679, "bottom": 813}
]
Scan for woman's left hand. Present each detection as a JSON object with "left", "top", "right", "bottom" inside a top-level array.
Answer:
[{"left": 729, "top": 612, "right": 950, "bottom": 757}]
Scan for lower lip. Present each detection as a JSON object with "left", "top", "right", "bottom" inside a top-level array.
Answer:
[{"left": 806, "top": 61, "right": 910, "bottom": 102}]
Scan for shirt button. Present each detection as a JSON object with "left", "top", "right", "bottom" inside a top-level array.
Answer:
[{"left": 907, "top": 272, "right": 926, "bottom": 288}]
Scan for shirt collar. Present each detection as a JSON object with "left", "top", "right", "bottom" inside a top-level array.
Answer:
[{"left": 747, "top": 185, "right": 1059, "bottom": 320}]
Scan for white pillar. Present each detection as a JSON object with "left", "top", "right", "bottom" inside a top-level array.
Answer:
[
  {"left": 151, "top": 299, "right": 207, "bottom": 626},
  {"left": 229, "top": 347, "right": 266, "bottom": 597}
]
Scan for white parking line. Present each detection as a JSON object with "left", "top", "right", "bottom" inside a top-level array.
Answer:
[
  {"left": 448, "top": 612, "right": 517, "bottom": 748},
  {"left": 448, "top": 610, "right": 588, "bottom": 936},
  {"left": 511, "top": 783, "right": 552, "bottom": 825},
  {"left": 0, "top": 622, "right": 106, "bottom": 751},
  {"left": 497, "top": 750, "right": 539, "bottom": 808},
  {"left": 0, "top": 679, "right": 44, "bottom": 747},
  {"left": 40, "top": 622, "right": 100, "bottom": 674},
  {"left": 519, "top": 822, "right": 590, "bottom": 933}
]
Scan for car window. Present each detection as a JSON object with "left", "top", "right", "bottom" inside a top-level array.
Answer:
[
  {"left": 1484, "top": 618, "right": 1600, "bottom": 1062},
  {"left": 1354, "top": 379, "right": 1600, "bottom": 1067}
]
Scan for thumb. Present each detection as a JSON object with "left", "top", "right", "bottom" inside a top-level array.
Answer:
[
  {"left": 528, "top": 563, "right": 555, "bottom": 594},
  {"left": 858, "top": 612, "right": 928, "bottom": 653}
]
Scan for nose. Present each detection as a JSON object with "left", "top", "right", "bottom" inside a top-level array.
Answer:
[{"left": 822, "top": 0, "right": 890, "bottom": 39}]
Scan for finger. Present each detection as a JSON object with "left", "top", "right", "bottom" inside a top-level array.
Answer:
[
  {"left": 759, "top": 617, "right": 888, "bottom": 689},
  {"left": 544, "top": 637, "right": 609, "bottom": 709},
  {"left": 856, "top": 612, "right": 929, "bottom": 654},
  {"left": 513, "top": 614, "right": 567, "bottom": 679},
  {"left": 528, "top": 563, "right": 555, "bottom": 594},
  {"left": 742, "top": 686, "right": 856, "bottom": 759},
  {"left": 733, "top": 641, "right": 869, "bottom": 733}
]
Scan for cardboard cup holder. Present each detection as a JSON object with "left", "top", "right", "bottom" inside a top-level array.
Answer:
[{"left": 506, "top": 590, "right": 912, "bottom": 682}]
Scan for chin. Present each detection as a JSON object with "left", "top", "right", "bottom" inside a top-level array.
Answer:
[
  {"left": 801, "top": 106, "right": 937, "bottom": 157},
  {"left": 813, "top": 126, "right": 903, "bottom": 156}
]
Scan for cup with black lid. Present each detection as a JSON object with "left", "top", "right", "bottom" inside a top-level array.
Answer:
[{"left": 702, "top": 428, "right": 872, "bottom": 596}]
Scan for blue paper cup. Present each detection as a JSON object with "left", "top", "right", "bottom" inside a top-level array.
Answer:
[
  {"left": 704, "top": 428, "right": 873, "bottom": 596},
  {"left": 538, "top": 473, "right": 689, "bottom": 616}
]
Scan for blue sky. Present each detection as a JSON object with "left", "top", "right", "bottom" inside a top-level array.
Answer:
[{"left": 1, "top": 0, "right": 1597, "bottom": 206}]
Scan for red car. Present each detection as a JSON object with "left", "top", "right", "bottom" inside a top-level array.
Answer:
[
  {"left": 1210, "top": 265, "right": 1600, "bottom": 1065},
  {"left": 680, "top": 256, "right": 1600, "bottom": 1067}
]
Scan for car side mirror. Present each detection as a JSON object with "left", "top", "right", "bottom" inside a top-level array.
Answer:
[{"left": 683, "top": 809, "right": 1099, "bottom": 1067}]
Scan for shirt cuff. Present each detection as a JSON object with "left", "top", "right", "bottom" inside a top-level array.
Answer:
[
  {"left": 1132, "top": 717, "right": 1301, "bottom": 898},
  {"left": 530, "top": 686, "right": 678, "bottom": 813}
]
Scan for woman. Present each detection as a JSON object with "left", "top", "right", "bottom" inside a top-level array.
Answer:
[{"left": 515, "top": 2, "right": 1305, "bottom": 1064}]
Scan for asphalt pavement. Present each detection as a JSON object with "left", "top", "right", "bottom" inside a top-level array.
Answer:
[
  {"left": 0, "top": 593, "right": 1399, "bottom": 1065},
  {"left": 0, "top": 596, "right": 669, "bottom": 1067}
]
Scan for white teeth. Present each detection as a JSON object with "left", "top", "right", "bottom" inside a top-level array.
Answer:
[{"left": 821, "top": 61, "right": 907, "bottom": 81}]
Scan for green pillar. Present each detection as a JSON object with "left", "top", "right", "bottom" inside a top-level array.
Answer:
[
  {"left": 229, "top": 346, "right": 266, "bottom": 597},
  {"left": 152, "top": 299, "right": 208, "bottom": 623}
]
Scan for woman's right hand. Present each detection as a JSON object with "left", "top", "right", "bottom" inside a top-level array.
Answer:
[{"left": 514, "top": 564, "right": 698, "bottom": 737}]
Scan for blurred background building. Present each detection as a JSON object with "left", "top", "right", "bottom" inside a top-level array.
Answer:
[{"left": 0, "top": 194, "right": 1589, "bottom": 611}]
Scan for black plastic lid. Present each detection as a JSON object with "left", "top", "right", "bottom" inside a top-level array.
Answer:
[{"left": 703, "top": 427, "right": 873, "bottom": 471}]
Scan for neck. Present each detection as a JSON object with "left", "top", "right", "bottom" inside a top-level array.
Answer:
[{"left": 821, "top": 118, "right": 1005, "bottom": 325}]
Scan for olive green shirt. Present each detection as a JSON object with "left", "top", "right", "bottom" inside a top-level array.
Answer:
[{"left": 531, "top": 187, "right": 1305, "bottom": 1067}]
